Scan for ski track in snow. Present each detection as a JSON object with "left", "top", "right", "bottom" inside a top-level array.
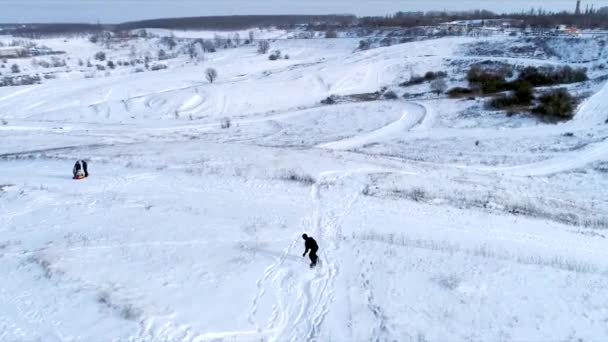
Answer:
[
  {"left": 318, "top": 103, "right": 427, "bottom": 150},
  {"left": 247, "top": 171, "right": 368, "bottom": 342}
]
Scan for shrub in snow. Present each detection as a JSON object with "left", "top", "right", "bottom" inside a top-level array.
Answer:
[
  {"left": 10, "top": 64, "right": 20, "bottom": 73},
  {"left": 321, "top": 95, "right": 338, "bottom": 105},
  {"left": 220, "top": 117, "right": 231, "bottom": 129},
  {"left": 160, "top": 36, "right": 177, "bottom": 50},
  {"left": 383, "top": 91, "right": 398, "bottom": 99},
  {"left": 278, "top": 170, "right": 316, "bottom": 186},
  {"left": 94, "top": 51, "right": 106, "bottom": 61},
  {"left": 150, "top": 64, "right": 168, "bottom": 71},
  {"left": 268, "top": 50, "right": 281, "bottom": 61},
  {"left": 205, "top": 68, "right": 218, "bottom": 83},
  {"left": 532, "top": 88, "right": 575, "bottom": 120},
  {"left": 107, "top": 60, "right": 115, "bottom": 69},
  {"left": 409, "top": 188, "right": 426, "bottom": 202},
  {"left": 518, "top": 65, "right": 587, "bottom": 86},
  {"left": 284, "top": 54, "right": 290, "bottom": 60},
  {"left": 490, "top": 81, "right": 534, "bottom": 110},
  {"left": 18, "top": 74, "right": 41, "bottom": 85},
  {"left": 358, "top": 39, "right": 371, "bottom": 50},
  {"left": 430, "top": 78, "right": 447, "bottom": 95},
  {"left": 467, "top": 66, "right": 508, "bottom": 94},
  {"left": 425, "top": 71, "right": 447, "bottom": 80},
  {"left": 50, "top": 56, "right": 65, "bottom": 68},
  {"left": 447, "top": 87, "right": 473, "bottom": 98},
  {"left": 400, "top": 71, "right": 447, "bottom": 87},
  {"left": 158, "top": 49, "right": 168, "bottom": 60},
  {"left": 257, "top": 41, "right": 270, "bottom": 54}
]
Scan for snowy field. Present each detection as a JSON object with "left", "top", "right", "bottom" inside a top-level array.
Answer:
[{"left": 1, "top": 31, "right": 608, "bottom": 341}]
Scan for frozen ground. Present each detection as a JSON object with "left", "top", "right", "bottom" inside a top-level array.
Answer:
[{"left": 1, "top": 32, "right": 608, "bottom": 341}]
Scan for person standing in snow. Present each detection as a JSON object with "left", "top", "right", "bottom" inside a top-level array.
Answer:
[
  {"left": 302, "top": 234, "right": 319, "bottom": 268},
  {"left": 73, "top": 160, "right": 89, "bottom": 179}
]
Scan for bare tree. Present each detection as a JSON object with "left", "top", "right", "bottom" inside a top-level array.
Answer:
[
  {"left": 233, "top": 33, "right": 241, "bottom": 46},
  {"left": 213, "top": 34, "right": 223, "bottom": 48},
  {"left": 205, "top": 68, "right": 218, "bottom": 83},
  {"left": 248, "top": 30, "right": 254, "bottom": 42},
  {"left": 129, "top": 45, "right": 137, "bottom": 59},
  {"left": 258, "top": 40, "right": 270, "bottom": 54},
  {"left": 430, "top": 78, "right": 447, "bottom": 95}
]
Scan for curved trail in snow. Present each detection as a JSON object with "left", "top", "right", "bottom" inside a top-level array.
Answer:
[{"left": 318, "top": 102, "right": 427, "bottom": 150}]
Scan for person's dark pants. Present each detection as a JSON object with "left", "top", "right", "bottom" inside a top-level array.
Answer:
[{"left": 309, "top": 250, "right": 318, "bottom": 267}]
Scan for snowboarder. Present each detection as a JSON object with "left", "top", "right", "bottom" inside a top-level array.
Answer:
[
  {"left": 302, "top": 234, "right": 318, "bottom": 268},
  {"left": 73, "top": 160, "right": 89, "bottom": 180}
]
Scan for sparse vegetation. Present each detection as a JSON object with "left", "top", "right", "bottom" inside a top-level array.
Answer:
[
  {"left": 278, "top": 170, "right": 316, "bottom": 186},
  {"left": 489, "top": 81, "right": 533, "bottom": 109},
  {"left": 430, "top": 78, "right": 447, "bottom": 95},
  {"left": 518, "top": 66, "right": 588, "bottom": 87},
  {"left": 532, "top": 88, "right": 576, "bottom": 120},
  {"left": 220, "top": 117, "right": 231, "bottom": 129},
  {"left": 257, "top": 40, "right": 270, "bottom": 54},
  {"left": 447, "top": 87, "right": 474, "bottom": 98},
  {"left": 383, "top": 90, "right": 398, "bottom": 99},
  {"left": 94, "top": 51, "right": 106, "bottom": 61},
  {"left": 400, "top": 71, "right": 447, "bottom": 87},
  {"left": 205, "top": 68, "right": 218, "bottom": 83},
  {"left": 321, "top": 95, "right": 337, "bottom": 105},
  {"left": 150, "top": 64, "right": 168, "bottom": 71},
  {"left": 358, "top": 39, "right": 371, "bottom": 50},
  {"left": 268, "top": 50, "right": 282, "bottom": 61}
]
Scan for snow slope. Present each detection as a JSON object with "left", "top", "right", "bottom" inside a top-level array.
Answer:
[{"left": 1, "top": 32, "right": 608, "bottom": 341}]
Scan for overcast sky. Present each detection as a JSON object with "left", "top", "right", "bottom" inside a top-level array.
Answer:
[{"left": 1, "top": 0, "right": 607, "bottom": 23}]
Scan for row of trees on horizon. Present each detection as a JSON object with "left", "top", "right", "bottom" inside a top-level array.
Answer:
[{"left": 2, "top": 7, "right": 608, "bottom": 37}]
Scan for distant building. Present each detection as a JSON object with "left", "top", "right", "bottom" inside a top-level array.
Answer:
[
  {"left": 439, "top": 18, "right": 522, "bottom": 35},
  {"left": 0, "top": 47, "right": 27, "bottom": 58},
  {"left": 28, "top": 47, "right": 54, "bottom": 56},
  {"left": 554, "top": 25, "right": 580, "bottom": 35}
]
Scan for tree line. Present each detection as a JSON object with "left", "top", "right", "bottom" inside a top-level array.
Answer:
[{"left": 359, "top": 9, "right": 608, "bottom": 29}]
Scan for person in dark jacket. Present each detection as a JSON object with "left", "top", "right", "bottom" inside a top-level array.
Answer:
[
  {"left": 73, "top": 160, "right": 89, "bottom": 179},
  {"left": 302, "top": 234, "right": 319, "bottom": 268}
]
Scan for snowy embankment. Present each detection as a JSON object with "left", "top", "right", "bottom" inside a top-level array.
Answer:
[{"left": 1, "top": 32, "right": 608, "bottom": 341}]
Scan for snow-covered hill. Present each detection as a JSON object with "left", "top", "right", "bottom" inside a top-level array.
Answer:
[{"left": 1, "top": 31, "right": 608, "bottom": 341}]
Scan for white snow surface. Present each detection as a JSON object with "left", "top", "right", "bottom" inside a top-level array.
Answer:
[{"left": 1, "top": 32, "right": 608, "bottom": 341}]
